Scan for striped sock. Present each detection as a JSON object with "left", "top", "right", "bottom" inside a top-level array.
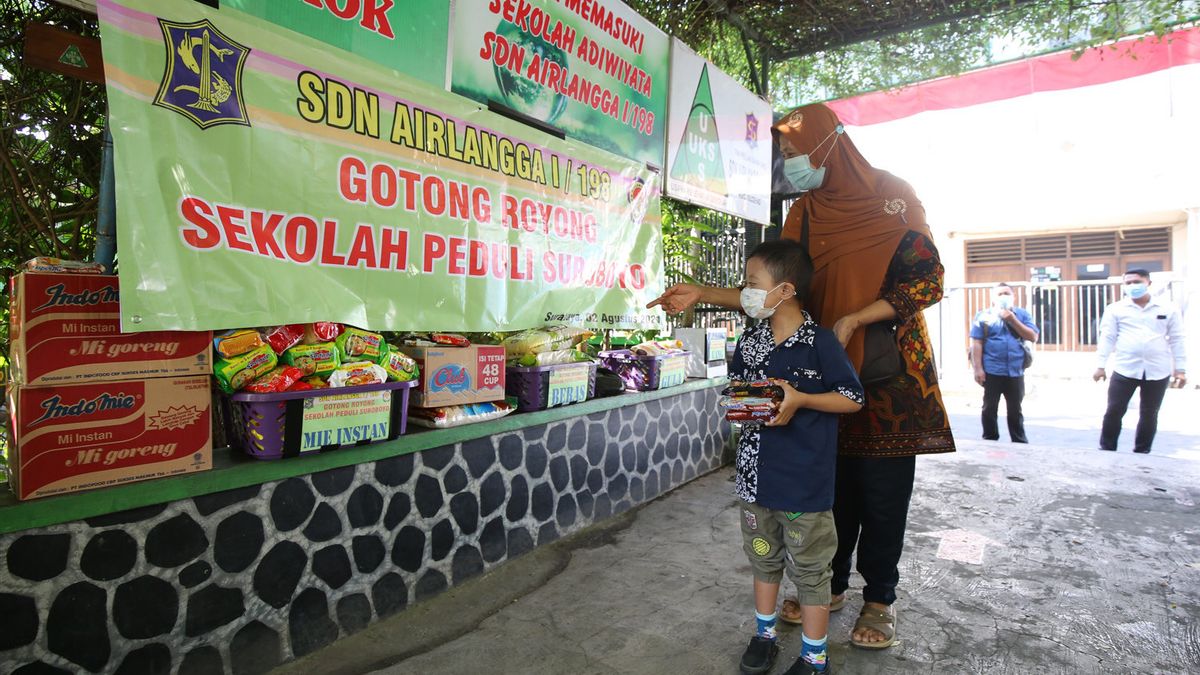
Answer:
[
  {"left": 801, "top": 634, "right": 828, "bottom": 670},
  {"left": 755, "top": 611, "right": 777, "bottom": 640}
]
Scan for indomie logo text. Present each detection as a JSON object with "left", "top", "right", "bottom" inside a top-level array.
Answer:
[
  {"left": 32, "top": 283, "right": 119, "bottom": 313},
  {"left": 32, "top": 393, "right": 137, "bottom": 427},
  {"left": 430, "top": 365, "right": 470, "bottom": 393}
]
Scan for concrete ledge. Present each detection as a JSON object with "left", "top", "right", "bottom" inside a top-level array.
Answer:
[{"left": 0, "top": 378, "right": 726, "bottom": 535}]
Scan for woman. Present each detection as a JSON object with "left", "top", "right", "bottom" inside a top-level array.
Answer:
[{"left": 649, "top": 103, "right": 955, "bottom": 649}]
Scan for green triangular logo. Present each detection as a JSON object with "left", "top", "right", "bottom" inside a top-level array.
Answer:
[
  {"left": 58, "top": 44, "right": 87, "bottom": 69},
  {"left": 670, "top": 64, "right": 726, "bottom": 194}
]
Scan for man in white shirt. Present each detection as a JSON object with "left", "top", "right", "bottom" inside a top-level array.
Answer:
[{"left": 1093, "top": 269, "right": 1188, "bottom": 453}]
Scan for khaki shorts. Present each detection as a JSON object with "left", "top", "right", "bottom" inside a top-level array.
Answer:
[{"left": 739, "top": 500, "right": 837, "bottom": 606}]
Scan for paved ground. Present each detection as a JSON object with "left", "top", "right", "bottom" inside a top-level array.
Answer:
[{"left": 276, "top": 376, "right": 1200, "bottom": 675}]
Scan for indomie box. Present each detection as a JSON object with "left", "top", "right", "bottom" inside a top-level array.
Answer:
[
  {"left": 407, "top": 345, "right": 506, "bottom": 408},
  {"left": 8, "top": 272, "right": 212, "bottom": 385},
  {"left": 5, "top": 376, "right": 212, "bottom": 500}
]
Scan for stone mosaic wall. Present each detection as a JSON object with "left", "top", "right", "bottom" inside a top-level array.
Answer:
[{"left": 0, "top": 388, "right": 730, "bottom": 674}]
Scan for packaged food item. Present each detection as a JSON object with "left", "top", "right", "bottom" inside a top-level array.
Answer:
[
  {"left": 719, "top": 380, "right": 783, "bottom": 424},
  {"left": 22, "top": 257, "right": 107, "bottom": 274},
  {"left": 409, "top": 400, "right": 515, "bottom": 428},
  {"left": 287, "top": 380, "right": 314, "bottom": 392},
  {"left": 511, "top": 348, "right": 593, "bottom": 367},
  {"left": 328, "top": 361, "right": 387, "bottom": 387},
  {"left": 302, "top": 375, "right": 330, "bottom": 389},
  {"left": 244, "top": 366, "right": 304, "bottom": 393},
  {"left": 431, "top": 332, "right": 471, "bottom": 347},
  {"left": 213, "top": 345, "right": 278, "bottom": 393},
  {"left": 282, "top": 342, "right": 341, "bottom": 378},
  {"left": 632, "top": 339, "right": 685, "bottom": 356},
  {"left": 502, "top": 326, "right": 593, "bottom": 358},
  {"left": 335, "top": 327, "right": 387, "bottom": 364},
  {"left": 263, "top": 324, "right": 305, "bottom": 355},
  {"left": 381, "top": 346, "right": 419, "bottom": 382},
  {"left": 722, "top": 380, "right": 785, "bottom": 400},
  {"left": 725, "top": 409, "right": 776, "bottom": 422},
  {"left": 214, "top": 329, "right": 265, "bottom": 358},
  {"left": 304, "top": 322, "right": 343, "bottom": 344}
]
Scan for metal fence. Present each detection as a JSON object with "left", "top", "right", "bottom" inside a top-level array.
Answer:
[
  {"left": 663, "top": 210, "right": 755, "bottom": 335},
  {"left": 953, "top": 279, "right": 1187, "bottom": 352}
]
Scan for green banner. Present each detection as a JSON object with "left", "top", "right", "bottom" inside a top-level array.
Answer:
[
  {"left": 450, "top": 0, "right": 668, "bottom": 168},
  {"left": 98, "top": 0, "right": 663, "bottom": 333}
]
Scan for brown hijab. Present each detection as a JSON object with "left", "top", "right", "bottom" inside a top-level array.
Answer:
[{"left": 776, "top": 103, "right": 930, "bottom": 370}]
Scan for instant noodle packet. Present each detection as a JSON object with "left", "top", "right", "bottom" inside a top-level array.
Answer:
[
  {"left": 302, "top": 375, "right": 330, "bottom": 389},
  {"left": 431, "top": 333, "right": 471, "bottom": 347},
  {"left": 282, "top": 342, "right": 341, "bottom": 378},
  {"left": 244, "top": 366, "right": 304, "bottom": 393},
  {"left": 381, "top": 346, "right": 419, "bottom": 382},
  {"left": 335, "top": 327, "right": 387, "bottom": 364},
  {"left": 328, "top": 361, "right": 387, "bottom": 387},
  {"left": 214, "top": 345, "right": 277, "bottom": 393},
  {"left": 214, "top": 329, "right": 265, "bottom": 358},
  {"left": 263, "top": 324, "right": 305, "bottom": 355},
  {"left": 304, "top": 322, "right": 342, "bottom": 344}
]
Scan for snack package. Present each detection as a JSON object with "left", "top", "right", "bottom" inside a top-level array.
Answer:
[
  {"left": 244, "top": 366, "right": 304, "bottom": 393},
  {"left": 214, "top": 329, "right": 265, "bottom": 359},
  {"left": 213, "top": 345, "right": 278, "bottom": 393},
  {"left": 282, "top": 342, "right": 341, "bottom": 378},
  {"left": 632, "top": 339, "right": 685, "bottom": 356},
  {"left": 302, "top": 375, "right": 330, "bottom": 389},
  {"left": 408, "top": 400, "right": 515, "bottom": 428},
  {"left": 719, "top": 380, "right": 783, "bottom": 424},
  {"left": 263, "top": 324, "right": 305, "bottom": 355},
  {"left": 327, "top": 361, "right": 387, "bottom": 387},
  {"left": 335, "top": 327, "right": 387, "bottom": 364},
  {"left": 23, "top": 257, "right": 107, "bottom": 274},
  {"left": 502, "top": 326, "right": 593, "bottom": 358},
  {"left": 721, "top": 380, "right": 785, "bottom": 400},
  {"left": 304, "top": 322, "right": 343, "bottom": 345},
  {"left": 381, "top": 346, "right": 419, "bottom": 382},
  {"left": 725, "top": 409, "right": 776, "bottom": 422},
  {"left": 511, "top": 348, "right": 593, "bottom": 367},
  {"left": 286, "top": 380, "right": 314, "bottom": 392},
  {"left": 431, "top": 332, "right": 471, "bottom": 347}
]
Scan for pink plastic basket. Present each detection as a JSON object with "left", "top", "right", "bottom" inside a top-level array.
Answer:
[{"left": 225, "top": 380, "right": 415, "bottom": 460}]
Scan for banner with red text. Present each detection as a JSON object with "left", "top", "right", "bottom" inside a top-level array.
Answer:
[
  {"left": 98, "top": 0, "right": 663, "bottom": 332},
  {"left": 449, "top": 0, "right": 668, "bottom": 169}
]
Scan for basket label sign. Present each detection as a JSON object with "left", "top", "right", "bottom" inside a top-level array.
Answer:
[
  {"left": 547, "top": 366, "right": 589, "bottom": 407},
  {"left": 658, "top": 357, "right": 686, "bottom": 389},
  {"left": 707, "top": 336, "right": 726, "bottom": 362},
  {"left": 300, "top": 390, "right": 391, "bottom": 452}
]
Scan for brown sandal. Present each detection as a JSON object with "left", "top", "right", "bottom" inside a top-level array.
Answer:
[
  {"left": 779, "top": 594, "right": 846, "bottom": 625},
  {"left": 850, "top": 605, "right": 896, "bottom": 649}
]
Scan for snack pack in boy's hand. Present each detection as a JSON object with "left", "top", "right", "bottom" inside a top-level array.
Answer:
[
  {"left": 244, "top": 366, "right": 304, "bottom": 393},
  {"left": 282, "top": 342, "right": 341, "bottom": 378},
  {"left": 721, "top": 380, "right": 785, "bottom": 400},
  {"left": 335, "top": 327, "right": 387, "bottom": 364},
  {"left": 213, "top": 344, "right": 278, "bottom": 393},
  {"left": 214, "top": 329, "right": 265, "bottom": 358},
  {"left": 719, "top": 380, "right": 784, "bottom": 424}
]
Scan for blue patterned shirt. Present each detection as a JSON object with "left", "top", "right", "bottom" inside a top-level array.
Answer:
[{"left": 729, "top": 312, "right": 865, "bottom": 512}]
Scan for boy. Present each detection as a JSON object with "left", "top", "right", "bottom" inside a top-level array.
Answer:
[{"left": 729, "top": 240, "right": 864, "bottom": 675}]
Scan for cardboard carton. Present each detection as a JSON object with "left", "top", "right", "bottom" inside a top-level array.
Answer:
[
  {"left": 5, "top": 376, "right": 212, "bottom": 500},
  {"left": 407, "top": 345, "right": 506, "bottom": 408},
  {"left": 8, "top": 272, "right": 211, "bottom": 385}
]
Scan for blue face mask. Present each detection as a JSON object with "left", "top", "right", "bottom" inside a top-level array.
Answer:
[
  {"left": 782, "top": 155, "right": 826, "bottom": 191},
  {"left": 1124, "top": 282, "right": 1148, "bottom": 299}
]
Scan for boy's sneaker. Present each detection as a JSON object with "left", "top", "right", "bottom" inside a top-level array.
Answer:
[
  {"left": 740, "top": 635, "right": 780, "bottom": 674},
  {"left": 782, "top": 657, "right": 833, "bottom": 674}
]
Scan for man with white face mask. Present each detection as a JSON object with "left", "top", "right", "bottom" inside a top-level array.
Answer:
[
  {"left": 969, "top": 283, "right": 1039, "bottom": 443},
  {"left": 1094, "top": 269, "right": 1187, "bottom": 453}
]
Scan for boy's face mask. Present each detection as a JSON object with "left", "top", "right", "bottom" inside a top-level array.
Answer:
[{"left": 741, "top": 283, "right": 786, "bottom": 320}]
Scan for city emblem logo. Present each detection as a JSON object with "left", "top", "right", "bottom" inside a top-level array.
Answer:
[
  {"left": 153, "top": 18, "right": 251, "bottom": 130},
  {"left": 745, "top": 112, "right": 758, "bottom": 148}
]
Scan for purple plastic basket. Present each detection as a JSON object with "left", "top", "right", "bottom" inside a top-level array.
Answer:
[
  {"left": 226, "top": 380, "right": 416, "bottom": 460},
  {"left": 598, "top": 350, "right": 691, "bottom": 391},
  {"left": 506, "top": 361, "right": 597, "bottom": 411}
]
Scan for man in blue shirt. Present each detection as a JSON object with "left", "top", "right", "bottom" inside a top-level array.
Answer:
[{"left": 970, "top": 282, "right": 1039, "bottom": 443}]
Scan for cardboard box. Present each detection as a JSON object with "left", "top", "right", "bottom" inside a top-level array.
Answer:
[
  {"left": 5, "top": 376, "right": 212, "bottom": 500},
  {"left": 675, "top": 328, "right": 729, "bottom": 378},
  {"left": 8, "top": 272, "right": 212, "bottom": 385},
  {"left": 407, "top": 345, "right": 506, "bottom": 408}
]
